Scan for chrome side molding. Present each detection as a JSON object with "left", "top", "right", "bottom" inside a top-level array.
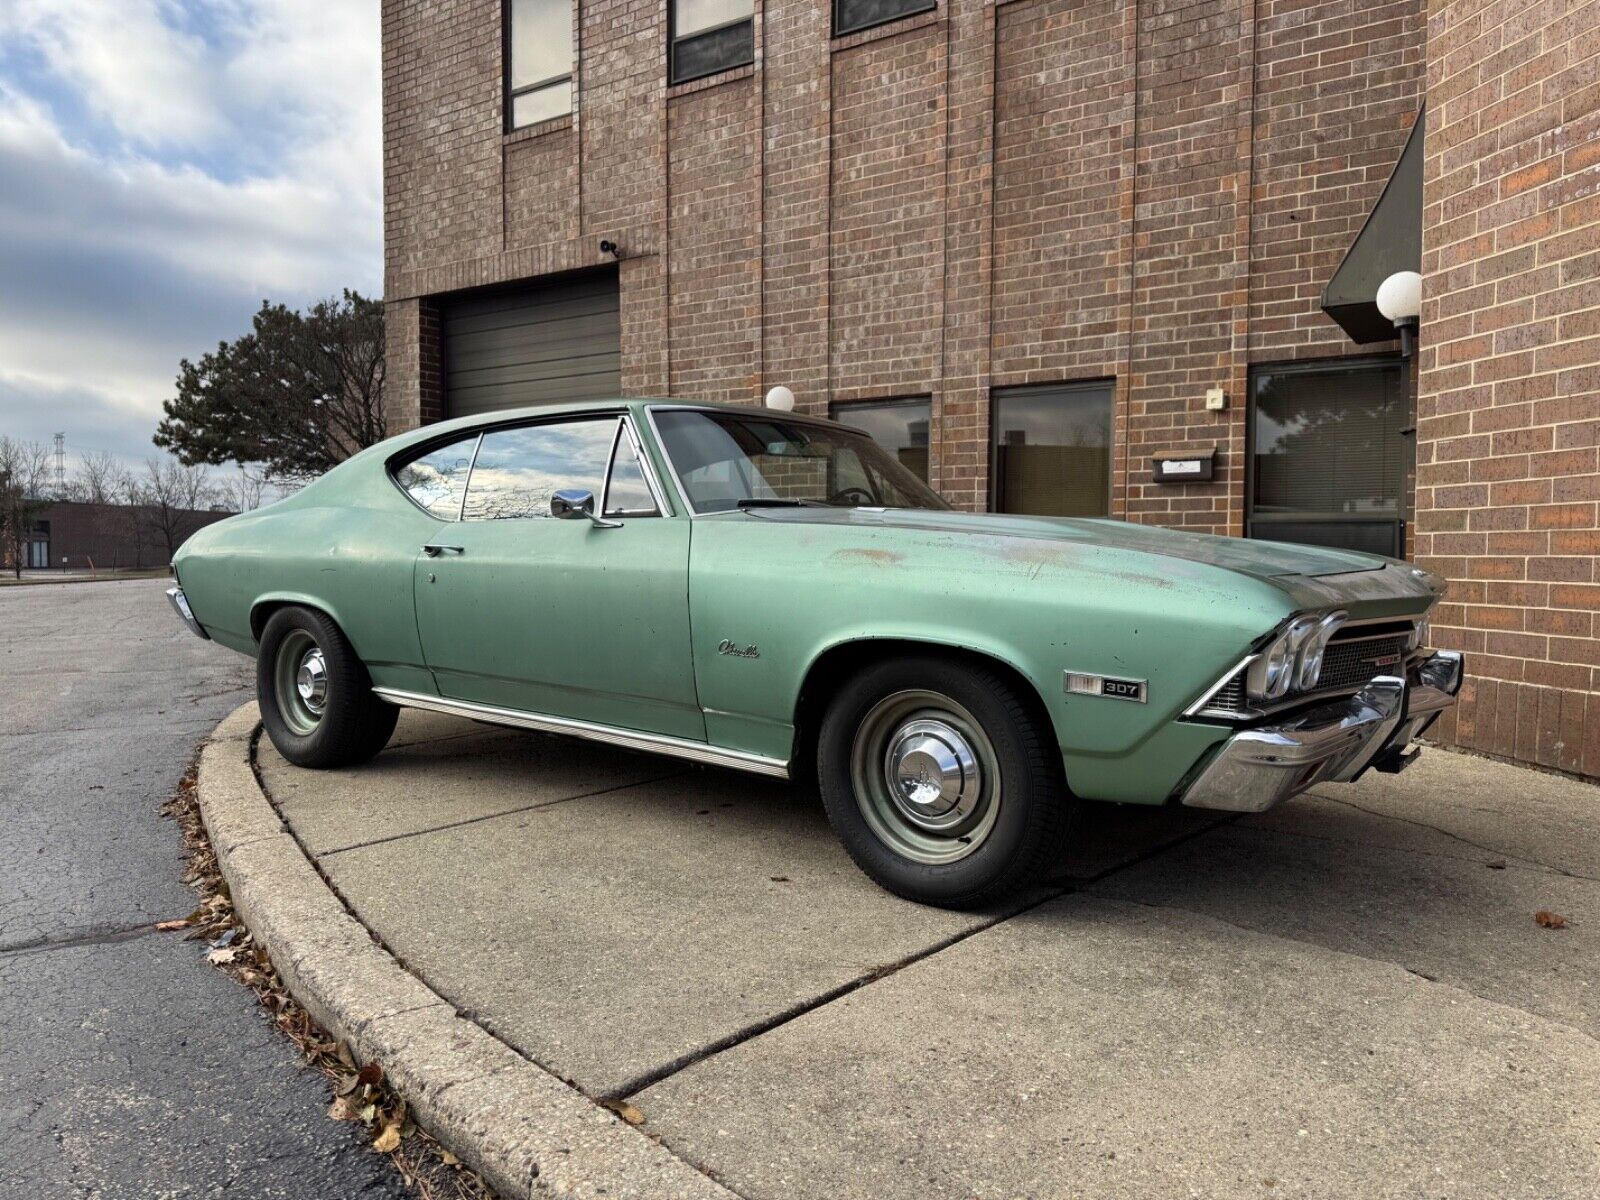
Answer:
[{"left": 370, "top": 687, "right": 791, "bottom": 780}]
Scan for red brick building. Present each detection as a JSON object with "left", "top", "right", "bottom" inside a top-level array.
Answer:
[{"left": 381, "top": 0, "right": 1599, "bottom": 777}]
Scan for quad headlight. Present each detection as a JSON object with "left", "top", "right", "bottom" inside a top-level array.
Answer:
[
  {"left": 1247, "top": 611, "right": 1346, "bottom": 701},
  {"left": 1408, "top": 615, "right": 1430, "bottom": 651}
]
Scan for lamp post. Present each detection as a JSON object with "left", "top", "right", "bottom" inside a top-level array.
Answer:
[{"left": 1376, "top": 270, "right": 1422, "bottom": 358}]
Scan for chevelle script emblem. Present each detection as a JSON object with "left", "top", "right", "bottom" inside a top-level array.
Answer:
[{"left": 718, "top": 639, "right": 760, "bottom": 659}]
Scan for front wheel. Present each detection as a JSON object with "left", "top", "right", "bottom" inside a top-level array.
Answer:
[
  {"left": 257, "top": 606, "right": 397, "bottom": 769},
  {"left": 816, "top": 656, "right": 1071, "bottom": 908}
]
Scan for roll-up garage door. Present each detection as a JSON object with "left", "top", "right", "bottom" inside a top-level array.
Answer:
[{"left": 442, "top": 269, "right": 621, "bottom": 417}]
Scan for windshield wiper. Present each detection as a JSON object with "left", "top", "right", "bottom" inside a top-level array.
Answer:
[{"left": 735, "top": 498, "right": 830, "bottom": 509}]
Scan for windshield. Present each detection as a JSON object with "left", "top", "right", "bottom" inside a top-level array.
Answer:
[{"left": 652, "top": 409, "right": 950, "bottom": 514}]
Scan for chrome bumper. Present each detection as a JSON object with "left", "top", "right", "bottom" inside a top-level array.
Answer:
[
  {"left": 166, "top": 586, "right": 210, "bottom": 641},
  {"left": 1181, "top": 650, "right": 1463, "bottom": 813}
]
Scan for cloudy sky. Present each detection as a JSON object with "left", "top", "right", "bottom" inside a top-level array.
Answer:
[{"left": 0, "top": 0, "right": 381, "bottom": 471}]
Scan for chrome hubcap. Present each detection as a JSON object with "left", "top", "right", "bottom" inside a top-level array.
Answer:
[
  {"left": 850, "top": 689, "right": 1001, "bottom": 865},
  {"left": 885, "top": 719, "right": 981, "bottom": 832},
  {"left": 296, "top": 649, "right": 328, "bottom": 715}
]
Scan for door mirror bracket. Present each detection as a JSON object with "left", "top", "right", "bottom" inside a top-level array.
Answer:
[{"left": 551, "top": 489, "right": 621, "bottom": 528}]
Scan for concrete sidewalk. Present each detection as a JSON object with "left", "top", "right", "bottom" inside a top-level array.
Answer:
[{"left": 241, "top": 709, "right": 1600, "bottom": 1197}]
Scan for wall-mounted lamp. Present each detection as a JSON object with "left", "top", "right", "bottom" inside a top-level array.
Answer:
[
  {"left": 1376, "top": 270, "right": 1422, "bottom": 358},
  {"left": 764, "top": 385, "right": 796, "bottom": 412},
  {"left": 599, "top": 239, "right": 622, "bottom": 260}
]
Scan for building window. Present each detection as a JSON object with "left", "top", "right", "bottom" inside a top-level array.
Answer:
[
  {"left": 991, "top": 382, "right": 1113, "bottom": 517},
  {"left": 507, "top": 0, "right": 573, "bottom": 129},
  {"left": 830, "top": 397, "right": 931, "bottom": 483},
  {"left": 833, "top": 0, "right": 936, "bottom": 38},
  {"left": 670, "top": 0, "right": 753, "bottom": 84},
  {"left": 1248, "top": 358, "right": 1411, "bottom": 557}
]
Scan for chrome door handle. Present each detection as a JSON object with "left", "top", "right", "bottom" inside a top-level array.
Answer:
[{"left": 422, "top": 544, "right": 464, "bottom": 557}]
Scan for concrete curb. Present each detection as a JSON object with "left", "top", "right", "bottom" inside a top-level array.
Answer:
[{"left": 196, "top": 702, "right": 737, "bottom": 1200}]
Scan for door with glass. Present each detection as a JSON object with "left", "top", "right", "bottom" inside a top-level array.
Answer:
[
  {"left": 408, "top": 414, "right": 702, "bottom": 740},
  {"left": 1248, "top": 359, "right": 1413, "bottom": 557}
]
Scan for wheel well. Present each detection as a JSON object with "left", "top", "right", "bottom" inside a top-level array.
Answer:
[
  {"left": 249, "top": 599, "right": 333, "bottom": 643},
  {"left": 790, "top": 639, "right": 1059, "bottom": 781}
]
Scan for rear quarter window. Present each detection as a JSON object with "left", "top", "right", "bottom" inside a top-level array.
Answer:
[{"left": 393, "top": 434, "right": 479, "bottom": 518}]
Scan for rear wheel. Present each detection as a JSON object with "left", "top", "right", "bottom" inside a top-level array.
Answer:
[
  {"left": 816, "top": 656, "right": 1071, "bottom": 908},
  {"left": 257, "top": 606, "right": 397, "bottom": 769}
]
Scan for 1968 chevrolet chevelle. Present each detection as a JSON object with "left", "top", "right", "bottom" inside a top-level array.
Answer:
[{"left": 169, "top": 399, "right": 1463, "bottom": 907}]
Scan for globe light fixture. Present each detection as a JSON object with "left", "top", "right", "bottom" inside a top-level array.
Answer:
[
  {"left": 765, "top": 385, "right": 796, "bottom": 412},
  {"left": 1376, "top": 270, "right": 1422, "bottom": 357}
]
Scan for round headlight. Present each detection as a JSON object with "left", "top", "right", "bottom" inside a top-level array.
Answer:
[
  {"left": 1297, "top": 611, "right": 1346, "bottom": 691},
  {"left": 1409, "top": 616, "right": 1430, "bottom": 651},
  {"left": 1248, "top": 627, "right": 1297, "bottom": 700}
]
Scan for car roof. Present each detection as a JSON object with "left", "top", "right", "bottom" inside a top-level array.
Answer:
[{"left": 375, "top": 397, "right": 841, "bottom": 457}]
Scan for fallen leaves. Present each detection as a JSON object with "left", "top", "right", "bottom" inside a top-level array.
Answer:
[
  {"left": 163, "top": 756, "right": 496, "bottom": 1200},
  {"left": 1535, "top": 910, "right": 1568, "bottom": 930},
  {"left": 601, "top": 1099, "right": 646, "bottom": 1126}
]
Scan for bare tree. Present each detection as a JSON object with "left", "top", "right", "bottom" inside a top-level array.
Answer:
[
  {"left": 141, "top": 457, "right": 215, "bottom": 564},
  {"left": 0, "top": 436, "right": 53, "bottom": 578},
  {"left": 215, "top": 466, "right": 269, "bottom": 513},
  {"left": 75, "top": 450, "right": 123, "bottom": 505}
]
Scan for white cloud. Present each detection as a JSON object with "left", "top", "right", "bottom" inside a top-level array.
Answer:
[{"left": 0, "top": 0, "right": 381, "bottom": 466}]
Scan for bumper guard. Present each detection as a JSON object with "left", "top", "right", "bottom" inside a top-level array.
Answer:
[{"left": 1181, "top": 650, "right": 1463, "bottom": 813}]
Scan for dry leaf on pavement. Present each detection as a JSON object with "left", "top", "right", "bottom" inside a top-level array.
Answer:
[
  {"left": 373, "top": 1122, "right": 403, "bottom": 1154},
  {"left": 1535, "top": 910, "right": 1568, "bottom": 929},
  {"left": 602, "top": 1099, "right": 646, "bottom": 1126}
]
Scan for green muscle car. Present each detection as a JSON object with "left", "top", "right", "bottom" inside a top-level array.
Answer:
[{"left": 169, "top": 400, "right": 1462, "bottom": 908}]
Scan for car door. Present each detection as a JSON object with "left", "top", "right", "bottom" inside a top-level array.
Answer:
[{"left": 410, "top": 414, "right": 703, "bottom": 741}]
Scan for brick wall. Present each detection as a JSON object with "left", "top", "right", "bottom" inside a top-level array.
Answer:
[
  {"left": 1417, "top": 0, "right": 1600, "bottom": 777},
  {"left": 383, "top": 0, "right": 1596, "bottom": 776}
]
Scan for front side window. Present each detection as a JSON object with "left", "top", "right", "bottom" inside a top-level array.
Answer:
[
  {"left": 670, "top": 0, "right": 753, "bottom": 84},
  {"left": 991, "top": 382, "right": 1114, "bottom": 518},
  {"left": 508, "top": 0, "right": 573, "bottom": 128},
  {"left": 462, "top": 419, "right": 615, "bottom": 520},
  {"left": 830, "top": 397, "right": 931, "bottom": 483},
  {"left": 653, "top": 409, "right": 948, "bottom": 514},
  {"left": 833, "top": 0, "right": 935, "bottom": 38},
  {"left": 394, "top": 434, "right": 481, "bottom": 519}
]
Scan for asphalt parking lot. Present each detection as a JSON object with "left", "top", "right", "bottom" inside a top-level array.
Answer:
[{"left": 259, "top": 707, "right": 1600, "bottom": 1198}]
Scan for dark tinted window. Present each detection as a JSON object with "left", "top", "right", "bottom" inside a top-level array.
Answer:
[
  {"left": 462, "top": 419, "right": 614, "bottom": 520},
  {"left": 830, "top": 398, "right": 931, "bottom": 482},
  {"left": 991, "top": 382, "right": 1113, "bottom": 517},
  {"left": 1249, "top": 359, "right": 1411, "bottom": 556},
  {"left": 394, "top": 435, "right": 480, "bottom": 519},
  {"left": 834, "top": 0, "right": 935, "bottom": 37},
  {"left": 670, "top": 0, "right": 753, "bottom": 84}
]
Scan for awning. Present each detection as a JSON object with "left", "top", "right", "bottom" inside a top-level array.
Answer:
[{"left": 1321, "top": 107, "right": 1424, "bottom": 343}]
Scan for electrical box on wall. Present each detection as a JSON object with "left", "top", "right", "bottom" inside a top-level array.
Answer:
[
  {"left": 1205, "top": 387, "right": 1227, "bottom": 411},
  {"left": 1152, "top": 447, "right": 1216, "bottom": 484}
]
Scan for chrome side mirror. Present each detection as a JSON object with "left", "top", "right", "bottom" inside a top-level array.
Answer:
[{"left": 551, "top": 489, "right": 620, "bottom": 528}]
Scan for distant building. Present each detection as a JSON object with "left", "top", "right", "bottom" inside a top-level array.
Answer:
[{"left": 4, "top": 500, "right": 231, "bottom": 572}]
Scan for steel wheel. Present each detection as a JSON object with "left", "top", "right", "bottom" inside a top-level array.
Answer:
[
  {"left": 273, "top": 628, "right": 327, "bottom": 736},
  {"left": 849, "top": 689, "right": 1002, "bottom": 865}
]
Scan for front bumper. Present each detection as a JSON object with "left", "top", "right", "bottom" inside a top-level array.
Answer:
[
  {"left": 166, "top": 586, "right": 210, "bottom": 641},
  {"left": 1180, "top": 650, "right": 1463, "bottom": 813}
]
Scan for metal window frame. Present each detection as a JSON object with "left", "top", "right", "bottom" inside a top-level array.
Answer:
[
  {"left": 504, "top": 0, "right": 574, "bottom": 131},
  {"left": 667, "top": 5, "right": 754, "bottom": 86},
  {"left": 832, "top": 0, "right": 937, "bottom": 39}
]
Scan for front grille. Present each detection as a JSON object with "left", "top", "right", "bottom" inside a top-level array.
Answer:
[
  {"left": 1318, "top": 633, "right": 1410, "bottom": 691},
  {"left": 1203, "top": 670, "right": 1248, "bottom": 716}
]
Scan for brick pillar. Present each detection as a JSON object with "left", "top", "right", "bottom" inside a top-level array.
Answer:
[{"left": 1417, "top": 0, "right": 1600, "bottom": 778}]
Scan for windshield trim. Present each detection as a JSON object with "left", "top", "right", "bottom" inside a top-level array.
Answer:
[{"left": 643, "top": 403, "right": 942, "bottom": 518}]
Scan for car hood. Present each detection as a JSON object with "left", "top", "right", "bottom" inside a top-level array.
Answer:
[{"left": 747, "top": 507, "right": 1392, "bottom": 580}]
